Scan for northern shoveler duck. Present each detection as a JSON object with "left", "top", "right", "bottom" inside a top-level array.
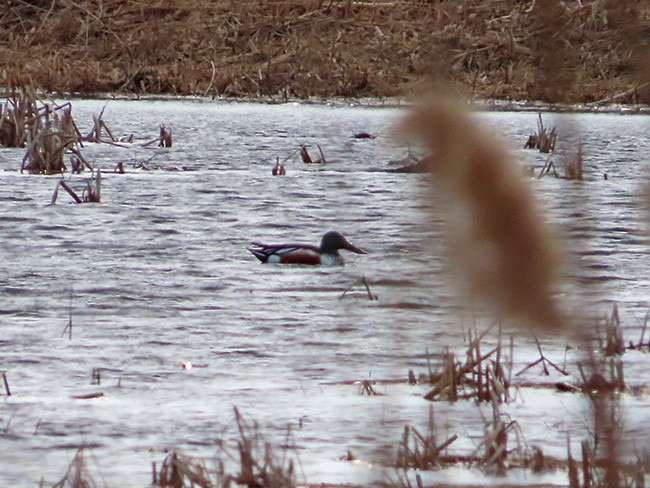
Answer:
[{"left": 248, "top": 231, "right": 366, "bottom": 265}]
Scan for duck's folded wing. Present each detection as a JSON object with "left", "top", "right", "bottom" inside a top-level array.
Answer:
[{"left": 248, "top": 243, "right": 321, "bottom": 264}]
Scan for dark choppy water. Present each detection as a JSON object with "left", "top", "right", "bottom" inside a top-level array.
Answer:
[{"left": 1, "top": 99, "right": 649, "bottom": 486}]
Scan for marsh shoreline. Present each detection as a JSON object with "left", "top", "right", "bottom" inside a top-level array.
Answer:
[{"left": 2, "top": 1, "right": 648, "bottom": 104}]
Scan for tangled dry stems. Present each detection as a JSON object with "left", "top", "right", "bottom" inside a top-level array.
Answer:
[
  {"left": 51, "top": 448, "right": 98, "bottom": 488},
  {"left": 217, "top": 407, "right": 297, "bottom": 488},
  {"left": 1, "top": 1, "right": 648, "bottom": 102},
  {"left": 149, "top": 408, "right": 297, "bottom": 488},
  {"left": 0, "top": 86, "right": 85, "bottom": 174},
  {"left": 525, "top": 113, "right": 557, "bottom": 154},
  {"left": 1, "top": 86, "right": 82, "bottom": 174},
  {"left": 422, "top": 324, "right": 511, "bottom": 403},
  {"left": 155, "top": 452, "right": 212, "bottom": 488},
  {"left": 401, "top": 309, "right": 648, "bottom": 486}
]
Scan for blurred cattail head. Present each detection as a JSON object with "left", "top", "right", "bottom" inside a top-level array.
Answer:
[{"left": 396, "top": 93, "right": 565, "bottom": 331}]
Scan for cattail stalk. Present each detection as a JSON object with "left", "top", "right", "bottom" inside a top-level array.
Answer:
[{"left": 396, "top": 93, "right": 564, "bottom": 331}]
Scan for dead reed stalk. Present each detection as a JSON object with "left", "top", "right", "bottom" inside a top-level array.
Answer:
[
  {"left": 396, "top": 92, "right": 565, "bottom": 331},
  {"left": 0, "top": 85, "right": 39, "bottom": 147},
  {"left": 159, "top": 125, "right": 172, "bottom": 147},
  {"left": 631, "top": 310, "right": 649, "bottom": 351},
  {"left": 91, "top": 368, "right": 101, "bottom": 386},
  {"left": 60, "top": 286, "right": 74, "bottom": 340},
  {"left": 0, "top": 84, "right": 83, "bottom": 173},
  {"left": 568, "top": 435, "right": 581, "bottom": 488},
  {"left": 565, "top": 143, "right": 584, "bottom": 181},
  {"left": 537, "top": 156, "right": 560, "bottom": 179},
  {"left": 601, "top": 303, "right": 625, "bottom": 357},
  {"left": 271, "top": 157, "right": 286, "bottom": 176},
  {"left": 299, "top": 144, "right": 325, "bottom": 164},
  {"left": 516, "top": 334, "right": 569, "bottom": 376},
  {"left": 571, "top": 392, "right": 632, "bottom": 487},
  {"left": 477, "top": 402, "right": 511, "bottom": 476},
  {"left": 82, "top": 105, "right": 129, "bottom": 147},
  {"left": 1, "top": 371, "right": 10, "bottom": 396}
]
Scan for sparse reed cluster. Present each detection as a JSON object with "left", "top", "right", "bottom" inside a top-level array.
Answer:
[
  {"left": 50, "top": 171, "right": 101, "bottom": 205},
  {"left": 150, "top": 407, "right": 297, "bottom": 488},
  {"left": 1, "top": 84, "right": 182, "bottom": 204},
  {"left": 525, "top": 114, "right": 586, "bottom": 181},
  {"left": 395, "top": 407, "right": 458, "bottom": 473},
  {"left": 1, "top": 86, "right": 81, "bottom": 174},
  {"left": 423, "top": 325, "right": 510, "bottom": 403},
  {"left": 154, "top": 452, "right": 212, "bottom": 488},
  {"left": 21, "top": 102, "right": 80, "bottom": 175},
  {"left": 525, "top": 113, "right": 557, "bottom": 154}
]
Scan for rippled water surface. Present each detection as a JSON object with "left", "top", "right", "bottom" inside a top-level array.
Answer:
[{"left": 1, "top": 99, "right": 649, "bottom": 486}]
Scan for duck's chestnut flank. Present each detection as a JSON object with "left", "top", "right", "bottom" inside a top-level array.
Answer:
[{"left": 248, "top": 231, "right": 366, "bottom": 266}]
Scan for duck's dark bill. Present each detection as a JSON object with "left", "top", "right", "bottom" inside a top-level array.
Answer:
[{"left": 345, "top": 242, "right": 367, "bottom": 254}]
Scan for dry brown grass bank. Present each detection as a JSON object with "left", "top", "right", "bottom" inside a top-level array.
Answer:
[{"left": 1, "top": 0, "right": 648, "bottom": 102}]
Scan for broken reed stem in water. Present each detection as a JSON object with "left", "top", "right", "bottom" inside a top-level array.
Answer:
[
  {"left": 69, "top": 147, "right": 94, "bottom": 172},
  {"left": 1, "top": 371, "right": 10, "bottom": 396},
  {"left": 60, "top": 285, "right": 74, "bottom": 340},
  {"left": 0, "top": 85, "right": 42, "bottom": 148},
  {"left": 359, "top": 379, "right": 381, "bottom": 396},
  {"left": 537, "top": 155, "right": 559, "bottom": 179},
  {"left": 51, "top": 170, "right": 102, "bottom": 205},
  {"left": 58, "top": 181, "right": 83, "bottom": 204},
  {"left": 469, "top": 400, "right": 513, "bottom": 475},
  {"left": 82, "top": 105, "right": 121, "bottom": 144},
  {"left": 516, "top": 335, "right": 569, "bottom": 376},
  {"left": 361, "top": 276, "right": 377, "bottom": 300},
  {"left": 158, "top": 125, "right": 172, "bottom": 147},
  {"left": 339, "top": 275, "right": 377, "bottom": 301},
  {"left": 300, "top": 144, "right": 326, "bottom": 164},
  {"left": 60, "top": 301, "right": 73, "bottom": 338},
  {"left": 142, "top": 124, "right": 172, "bottom": 147},
  {"left": 636, "top": 310, "right": 650, "bottom": 350},
  {"left": 568, "top": 434, "right": 580, "bottom": 488}
]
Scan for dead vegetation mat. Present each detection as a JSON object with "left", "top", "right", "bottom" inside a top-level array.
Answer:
[{"left": 1, "top": 0, "right": 649, "bottom": 103}]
